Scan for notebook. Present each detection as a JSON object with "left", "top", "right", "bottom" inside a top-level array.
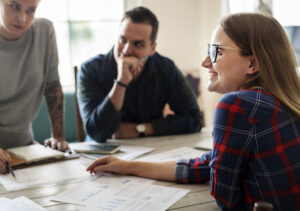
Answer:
[{"left": 6, "top": 144, "right": 78, "bottom": 168}]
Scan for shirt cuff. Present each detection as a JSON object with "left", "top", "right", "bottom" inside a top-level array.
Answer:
[{"left": 175, "top": 158, "right": 191, "bottom": 183}]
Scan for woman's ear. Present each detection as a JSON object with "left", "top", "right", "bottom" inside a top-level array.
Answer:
[{"left": 247, "top": 56, "right": 259, "bottom": 74}]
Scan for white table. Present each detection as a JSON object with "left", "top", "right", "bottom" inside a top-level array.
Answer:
[{"left": 0, "top": 128, "right": 219, "bottom": 210}]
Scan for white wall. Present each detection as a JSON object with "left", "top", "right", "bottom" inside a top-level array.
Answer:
[
  {"left": 125, "top": 0, "right": 226, "bottom": 127},
  {"left": 196, "top": 0, "right": 224, "bottom": 127},
  {"left": 142, "top": 0, "right": 201, "bottom": 71}
]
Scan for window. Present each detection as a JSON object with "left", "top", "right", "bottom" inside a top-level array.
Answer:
[
  {"left": 35, "top": 0, "right": 124, "bottom": 87},
  {"left": 229, "top": 0, "right": 300, "bottom": 70},
  {"left": 229, "top": 0, "right": 300, "bottom": 25},
  {"left": 272, "top": 0, "right": 300, "bottom": 67},
  {"left": 229, "top": 0, "right": 255, "bottom": 13},
  {"left": 272, "top": 0, "right": 300, "bottom": 26}
]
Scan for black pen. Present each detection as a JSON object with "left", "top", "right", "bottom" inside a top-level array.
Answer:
[{"left": 5, "top": 161, "right": 16, "bottom": 179}]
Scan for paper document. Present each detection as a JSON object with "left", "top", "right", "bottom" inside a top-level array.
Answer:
[
  {"left": 80, "top": 183, "right": 190, "bottom": 211},
  {"left": 0, "top": 159, "right": 90, "bottom": 191},
  {"left": 194, "top": 137, "right": 213, "bottom": 150},
  {"left": 52, "top": 172, "right": 154, "bottom": 205},
  {"left": 117, "top": 145, "right": 155, "bottom": 160},
  {"left": 136, "top": 147, "right": 206, "bottom": 162},
  {"left": 0, "top": 196, "right": 46, "bottom": 211}
]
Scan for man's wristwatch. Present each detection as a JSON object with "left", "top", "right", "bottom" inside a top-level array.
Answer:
[{"left": 136, "top": 124, "right": 146, "bottom": 137}]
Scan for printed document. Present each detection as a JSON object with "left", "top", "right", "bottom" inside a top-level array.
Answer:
[
  {"left": 0, "top": 159, "right": 90, "bottom": 191},
  {"left": 80, "top": 183, "right": 190, "bottom": 211},
  {"left": 136, "top": 147, "right": 206, "bottom": 162},
  {"left": 0, "top": 196, "right": 46, "bottom": 211},
  {"left": 52, "top": 172, "right": 154, "bottom": 205}
]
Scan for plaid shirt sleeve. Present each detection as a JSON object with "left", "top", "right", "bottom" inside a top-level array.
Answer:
[
  {"left": 78, "top": 59, "right": 121, "bottom": 143},
  {"left": 175, "top": 151, "right": 211, "bottom": 183}
]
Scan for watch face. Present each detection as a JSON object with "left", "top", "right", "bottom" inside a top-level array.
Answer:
[{"left": 136, "top": 124, "right": 146, "bottom": 133}]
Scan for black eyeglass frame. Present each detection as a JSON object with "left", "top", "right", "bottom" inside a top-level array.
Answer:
[{"left": 208, "top": 44, "right": 241, "bottom": 63}]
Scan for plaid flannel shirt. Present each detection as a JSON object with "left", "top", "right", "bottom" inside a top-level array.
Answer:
[{"left": 176, "top": 89, "right": 300, "bottom": 210}]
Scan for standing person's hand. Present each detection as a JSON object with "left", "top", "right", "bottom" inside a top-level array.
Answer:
[
  {"left": 44, "top": 137, "right": 69, "bottom": 152},
  {"left": 0, "top": 148, "right": 11, "bottom": 174}
]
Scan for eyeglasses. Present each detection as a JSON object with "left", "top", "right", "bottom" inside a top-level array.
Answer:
[{"left": 208, "top": 44, "right": 241, "bottom": 63}]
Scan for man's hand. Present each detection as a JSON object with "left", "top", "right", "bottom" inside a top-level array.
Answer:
[
  {"left": 113, "top": 122, "right": 139, "bottom": 139},
  {"left": 44, "top": 137, "right": 69, "bottom": 151},
  {"left": 0, "top": 148, "right": 11, "bottom": 174},
  {"left": 113, "top": 122, "right": 154, "bottom": 139},
  {"left": 116, "top": 56, "right": 143, "bottom": 85},
  {"left": 86, "top": 156, "right": 130, "bottom": 175}
]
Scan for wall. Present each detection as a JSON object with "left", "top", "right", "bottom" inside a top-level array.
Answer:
[
  {"left": 126, "top": 0, "right": 225, "bottom": 127},
  {"left": 196, "top": 0, "right": 224, "bottom": 127},
  {"left": 141, "top": 0, "right": 201, "bottom": 71}
]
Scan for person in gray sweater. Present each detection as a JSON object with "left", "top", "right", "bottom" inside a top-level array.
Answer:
[{"left": 0, "top": 0, "right": 68, "bottom": 174}]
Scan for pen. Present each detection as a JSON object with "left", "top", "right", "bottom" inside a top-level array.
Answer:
[{"left": 5, "top": 161, "right": 16, "bottom": 179}]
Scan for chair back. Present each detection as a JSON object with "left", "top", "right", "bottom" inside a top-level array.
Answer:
[{"left": 74, "top": 66, "right": 85, "bottom": 142}]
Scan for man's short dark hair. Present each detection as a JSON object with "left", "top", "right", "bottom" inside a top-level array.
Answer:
[{"left": 122, "top": 7, "right": 159, "bottom": 44}]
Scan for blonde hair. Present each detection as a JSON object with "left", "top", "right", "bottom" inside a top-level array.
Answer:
[{"left": 221, "top": 13, "right": 300, "bottom": 118}]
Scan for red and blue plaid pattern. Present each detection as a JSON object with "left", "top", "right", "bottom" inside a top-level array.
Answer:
[{"left": 176, "top": 89, "right": 300, "bottom": 210}]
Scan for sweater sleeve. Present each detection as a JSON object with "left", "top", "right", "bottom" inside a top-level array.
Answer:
[
  {"left": 77, "top": 60, "right": 120, "bottom": 143},
  {"left": 151, "top": 64, "right": 204, "bottom": 136}
]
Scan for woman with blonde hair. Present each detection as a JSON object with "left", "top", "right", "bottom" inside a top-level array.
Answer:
[
  {"left": 87, "top": 13, "right": 300, "bottom": 210},
  {"left": 221, "top": 13, "right": 300, "bottom": 116}
]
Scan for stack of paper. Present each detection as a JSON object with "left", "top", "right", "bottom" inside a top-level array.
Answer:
[
  {"left": 136, "top": 147, "right": 206, "bottom": 162},
  {"left": 0, "top": 159, "right": 90, "bottom": 191},
  {"left": 51, "top": 174, "right": 189, "bottom": 211},
  {"left": 81, "top": 183, "right": 189, "bottom": 211},
  {"left": 52, "top": 173, "right": 154, "bottom": 205},
  {"left": 0, "top": 196, "right": 46, "bottom": 211}
]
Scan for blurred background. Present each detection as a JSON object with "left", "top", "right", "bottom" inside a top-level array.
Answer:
[{"left": 35, "top": 0, "right": 300, "bottom": 127}]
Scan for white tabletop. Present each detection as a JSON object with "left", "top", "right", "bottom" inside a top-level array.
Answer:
[{"left": 0, "top": 128, "right": 219, "bottom": 210}]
